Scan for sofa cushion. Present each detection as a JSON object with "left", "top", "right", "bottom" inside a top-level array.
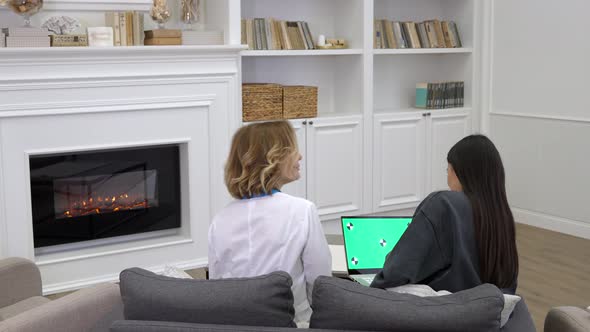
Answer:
[
  {"left": 119, "top": 268, "right": 296, "bottom": 328},
  {"left": 0, "top": 296, "right": 50, "bottom": 321},
  {"left": 310, "top": 276, "right": 504, "bottom": 332}
]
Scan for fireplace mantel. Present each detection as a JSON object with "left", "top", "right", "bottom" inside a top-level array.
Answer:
[{"left": 0, "top": 45, "right": 243, "bottom": 293}]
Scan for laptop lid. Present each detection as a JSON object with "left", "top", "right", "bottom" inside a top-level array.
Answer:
[{"left": 341, "top": 216, "right": 412, "bottom": 275}]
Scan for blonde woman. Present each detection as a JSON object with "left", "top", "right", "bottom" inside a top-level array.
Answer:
[{"left": 208, "top": 120, "right": 332, "bottom": 325}]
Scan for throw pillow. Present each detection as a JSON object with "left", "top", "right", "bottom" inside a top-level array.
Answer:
[
  {"left": 310, "top": 276, "right": 504, "bottom": 332},
  {"left": 119, "top": 268, "right": 296, "bottom": 327},
  {"left": 387, "top": 284, "right": 521, "bottom": 327}
]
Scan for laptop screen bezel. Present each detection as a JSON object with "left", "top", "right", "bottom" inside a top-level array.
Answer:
[{"left": 340, "top": 215, "right": 412, "bottom": 275}]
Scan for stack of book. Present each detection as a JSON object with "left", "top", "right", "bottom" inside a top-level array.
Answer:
[
  {"left": 3, "top": 27, "right": 50, "bottom": 47},
  {"left": 104, "top": 11, "right": 144, "bottom": 46},
  {"left": 144, "top": 29, "right": 182, "bottom": 45},
  {"left": 375, "top": 19, "right": 461, "bottom": 49},
  {"left": 182, "top": 30, "right": 224, "bottom": 45},
  {"left": 416, "top": 82, "right": 464, "bottom": 109},
  {"left": 241, "top": 18, "right": 315, "bottom": 50}
]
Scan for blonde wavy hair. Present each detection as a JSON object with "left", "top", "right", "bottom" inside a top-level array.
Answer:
[{"left": 225, "top": 120, "right": 299, "bottom": 199}]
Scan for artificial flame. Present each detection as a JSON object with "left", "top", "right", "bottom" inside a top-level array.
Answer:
[{"left": 61, "top": 192, "right": 151, "bottom": 218}]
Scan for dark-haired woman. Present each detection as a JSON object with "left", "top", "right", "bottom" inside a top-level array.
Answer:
[{"left": 370, "top": 134, "right": 519, "bottom": 294}]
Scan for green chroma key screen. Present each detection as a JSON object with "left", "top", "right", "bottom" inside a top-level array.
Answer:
[{"left": 341, "top": 217, "right": 411, "bottom": 270}]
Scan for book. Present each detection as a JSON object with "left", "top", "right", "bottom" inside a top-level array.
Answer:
[
  {"left": 132, "top": 12, "right": 144, "bottom": 46},
  {"left": 384, "top": 20, "right": 397, "bottom": 49},
  {"left": 182, "top": 30, "right": 224, "bottom": 45},
  {"left": 119, "top": 12, "right": 127, "bottom": 46},
  {"left": 416, "top": 83, "right": 428, "bottom": 108},
  {"left": 417, "top": 22, "right": 430, "bottom": 49},
  {"left": 374, "top": 20, "right": 382, "bottom": 49},
  {"left": 441, "top": 21, "right": 453, "bottom": 48},
  {"left": 50, "top": 34, "right": 88, "bottom": 47},
  {"left": 0, "top": 33, "right": 5, "bottom": 47},
  {"left": 392, "top": 22, "right": 405, "bottom": 48},
  {"left": 432, "top": 20, "right": 445, "bottom": 48},
  {"left": 409, "top": 22, "right": 422, "bottom": 48},
  {"left": 6, "top": 36, "right": 50, "bottom": 47},
  {"left": 144, "top": 37, "right": 182, "bottom": 45},
  {"left": 144, "top": 29, "right": 182, "bottom": 39},
  {"left": 449, "top": 21, "right": 462, "bottom": 48},
  {"left": 302, "top": 22, "right": 315, "bottom": 49}
]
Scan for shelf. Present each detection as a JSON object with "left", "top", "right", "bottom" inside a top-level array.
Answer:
[
  {"left": 373, "top": 107, "right": 472, "bottom": 115},
  {"left": 241, "top": 49, "right": 364, "bottom": 57},
  {"left": 373, "top": 48, "right": 473, "bottom": 55}
]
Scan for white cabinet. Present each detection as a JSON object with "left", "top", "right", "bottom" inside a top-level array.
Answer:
[
  {"left": 282, "top": 115, "right": 364, "bottom": 220},
  {"left": 427, "top": 109, "right": 472, "bottom": 192},
  {"left": 373, "top": 109, "right": 471, "bottom": 212}
]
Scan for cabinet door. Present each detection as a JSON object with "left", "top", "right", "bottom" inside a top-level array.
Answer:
[
  {"left": 306, "top": 116, "right": 363, "bottom": 219},
  {"left": 373, "top": 113, "right": 426, "bottom": 212},
  {"left": 427, "top": 110, "right": 472, "bottom": 192},
  {"left": 281, "top": 119, "right": 307, "bottom": 199}
]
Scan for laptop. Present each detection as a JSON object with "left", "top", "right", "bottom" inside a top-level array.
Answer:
[{"left": 340, "top": 216, "right": 412, "bottom": 286}]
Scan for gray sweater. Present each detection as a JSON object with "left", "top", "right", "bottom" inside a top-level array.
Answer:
[{"left": 370, "top": 191, "right": 485, "bottom": 293}]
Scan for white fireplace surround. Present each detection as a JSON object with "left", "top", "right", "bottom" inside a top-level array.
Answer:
[{"left": 0, "top": 46, "right": 243, "bottom": 294}]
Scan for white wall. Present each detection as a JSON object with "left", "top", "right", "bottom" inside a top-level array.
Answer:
[{"left": 487, "top": 0, "right": 590, "bottom": 239}]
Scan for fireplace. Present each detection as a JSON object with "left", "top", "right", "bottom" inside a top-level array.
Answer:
[{"left": 29, "top": 145, "right": 181, "bottom": 251}]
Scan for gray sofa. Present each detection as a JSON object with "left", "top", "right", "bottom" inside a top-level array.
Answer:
[
  {"left": 0, "top": 258, "right": 538, "bottom": 332},
  {"left": 112, "top": 268, "right": 537, "bottom": 332}
]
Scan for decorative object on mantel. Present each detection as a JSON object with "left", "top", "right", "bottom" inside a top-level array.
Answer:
[
  {"left": 8, "top": 0, "right": 43, "bottom": 27},
  {"left": 87, "top": 27, "right": 114, "bottom": 47},
  {"left": 2, "top": 27, "right": 49, "bottom": 47},
  {"left": 317, "top": 38, "right": 347, "bottom": 49},
  {"left": 144, "top": 29, "right": 181, "bottom": 45},
  {"left": 50, "top": 34, "right": 88, "bottom": 47},
  {"left": 181, "top": 0, "right": 203, "bottom": 30},
  {"left": 150, "top": 0, "right": 171, "bottom": 29},
  {"left": 41, "top": 16, "right": 81, "bottom": 35}
]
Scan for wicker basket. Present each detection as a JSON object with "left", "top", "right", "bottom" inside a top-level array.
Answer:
[
  {"left": 242, "top": 83, "right": 283, "bottom": 122},
  {"left": 283, "top": 85, "right": 318, "bottom": 119}
]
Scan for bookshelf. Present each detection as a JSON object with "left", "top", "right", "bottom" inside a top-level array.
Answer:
[{"left": 234, "top": 0, "right": 478, "bottom": 227}]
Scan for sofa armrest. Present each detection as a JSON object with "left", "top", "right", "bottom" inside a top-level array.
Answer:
[
  {"left": 544, "top": 306, "right": 590, "bottom": 332},
  {"left": 0, "top": 257, "right": 42, "bottom": 308},
  {"left": 0, "top": 282, "right": 123, "bottom": 332}
]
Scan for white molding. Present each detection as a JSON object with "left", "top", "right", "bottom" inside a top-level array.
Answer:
[
  {"left": 37, "top": 238, "right": 194, "bottom": 266},
  {"left": 0, "top": 95, "right": 215, "bottom": 117},
  {"left": 42, "top": 257, "right": 209, "bottom": 295},
  {"left": 514, "top": 208, "right": 590, "bottom": 240},
  {"left": 490, "top": 111, "right": 590, "bottom": 124},
  {"left": 40, "top": 0, "right": 151, "bottom": 12}
]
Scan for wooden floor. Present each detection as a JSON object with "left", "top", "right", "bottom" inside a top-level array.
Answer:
[
  {"left": 47, "top": 223, "right": 589, "bottom": 332},
  {"left": 515, "top": 223, "right": 590, "bottom": 331}
]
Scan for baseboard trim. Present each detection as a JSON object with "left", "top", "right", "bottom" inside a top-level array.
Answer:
[
  {"left": 513, "top": 208, "right": 590, "bottom": 240},
  {"left": 42, "top": 257, "right": 208, "bottom": 295}
]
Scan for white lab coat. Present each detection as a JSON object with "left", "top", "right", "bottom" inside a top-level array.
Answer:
[{"left": 208, "top": 192, "right": 332, "bottom": 324}]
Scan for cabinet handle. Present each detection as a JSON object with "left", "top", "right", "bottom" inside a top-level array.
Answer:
[
  {"left": 422, "top": 113, "right": 428, "bottom": 117},
  {"left": 426, "top": 112, "right": 431, "bottom": 116},
  {"left": 309, "top": 121, "right": 314, "bottom": 125},
  {"left": 302, "top": 120, "right": 307, "bottom": 125}
]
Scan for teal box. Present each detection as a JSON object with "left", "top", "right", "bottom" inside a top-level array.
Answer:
[{"left": 415, "top": 83, "right": 428, "bottom": 108}]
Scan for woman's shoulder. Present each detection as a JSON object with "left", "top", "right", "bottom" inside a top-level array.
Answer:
[
  {"left": 273, "top": 192, "right": 316, "bottom": 210},
  {"left": 417, "top": 191, "right": 472, "bottom": 223}
]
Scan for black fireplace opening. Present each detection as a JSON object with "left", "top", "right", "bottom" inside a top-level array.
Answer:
[{"left": 29, "top": 145, "right": 181, "bottom": 249}]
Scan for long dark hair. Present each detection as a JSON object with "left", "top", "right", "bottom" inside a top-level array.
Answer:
[{"left": 447, "top": 135, "right": 518, "bottom": 289}]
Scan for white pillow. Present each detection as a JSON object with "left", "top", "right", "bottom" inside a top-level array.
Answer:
[
  {"left": 160, "top": 265, "right": 193, "bottom": 279},
  {"left": 387, "top": 284, "right": 521, "bottom": 328}
]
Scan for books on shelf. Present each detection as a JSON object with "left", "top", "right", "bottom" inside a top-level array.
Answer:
[
  {"left": 375, "top": 19, "right": 462, "bottom": 49},
  {"left": 0, "top": 33, "right": 4, "bottom": 48},
  {"left": 241, "top": 18, "right": 315, "bottom": 50},
  {"left": 182, "top": 30, "right": 223, "bottom": 45},
  {"left": 104, "top": 11, "right": 144, "bottom": 46},
  {"left": 2, "top": 27, "right": 50, "bottom": 47},
  {"left": 416, "top": 81, "right": 464, "bottom": 109},
  {"left": 144, "top": 29, "right": 182, "bottom": 46}
]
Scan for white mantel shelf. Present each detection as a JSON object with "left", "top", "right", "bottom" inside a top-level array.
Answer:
[{"left": 0, "top": 45, "right": 247, "bottom": 62}]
